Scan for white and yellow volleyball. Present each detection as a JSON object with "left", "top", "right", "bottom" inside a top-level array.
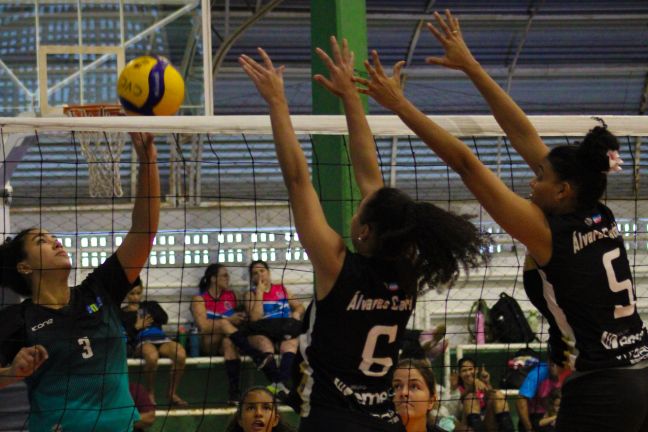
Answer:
[{"left": 117, "top": 55, "right": 185, "bottom": 116}]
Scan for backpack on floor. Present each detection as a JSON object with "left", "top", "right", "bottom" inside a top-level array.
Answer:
[{"left": 489, "top": 292, "right": 536, "bottom": 343}]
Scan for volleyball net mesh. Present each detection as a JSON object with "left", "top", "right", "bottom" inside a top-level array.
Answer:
[{"left": 1, "top": 114, "right": 647, "bottom": 426}]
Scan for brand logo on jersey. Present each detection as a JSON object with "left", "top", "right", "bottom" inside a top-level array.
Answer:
[
  {"left": 601, "top": 326, "right": 648, "bottom": 350},
  {"left": 31, "top": 318, "right": 53, "bottom": 332},
  {"left": 86, "top": 295, "right": 104, "bottom": 314}
]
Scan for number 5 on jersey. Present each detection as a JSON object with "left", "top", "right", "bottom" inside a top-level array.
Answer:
[
  {"left": 603, "top": 247, "right": 636, "bottom": 319},
  {"left": 78, "top": 336, "right": 94, "bottom": 359}
]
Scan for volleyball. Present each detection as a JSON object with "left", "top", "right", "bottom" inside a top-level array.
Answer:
[{"left": 117, "top": 55, "right": 185, "bottom": 116}]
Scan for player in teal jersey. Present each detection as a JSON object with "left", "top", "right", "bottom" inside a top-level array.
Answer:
[{"left": 0, "top": 132, "right": 160, "bottom": 432}]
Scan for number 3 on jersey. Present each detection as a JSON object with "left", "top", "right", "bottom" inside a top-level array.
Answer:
[
  {"left": 603, "top": 247, "right": 636, "bottom": 319},
  {"left": 359, "top": 325, "right": 397, "bottom": 377},
  {"left": 78, "top": 336, "right": 94, "bottom": 359}
]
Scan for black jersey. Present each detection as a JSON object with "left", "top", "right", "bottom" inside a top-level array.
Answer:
[
  {"left": 523, "top": 260, "right": 570, "bottom": 366},
  {"left": 0, "top": 254, "right": 140, "bottom": 431},
  {"left": 532, "top": 203, "right": 648, "bottom": 371},
  {"left": 289, "top": 249, "right": 415, "bottom": 426}
]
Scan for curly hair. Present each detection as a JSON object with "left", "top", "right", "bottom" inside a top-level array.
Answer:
[
  {"left": 548, "top": 125, "right": 620, "bottom": 211},
  {"left": 0, "top": 228, "right": 35, "bottom": 296},
  {"left": 360, "top": 187, "right": 490, "bottom": 297}
]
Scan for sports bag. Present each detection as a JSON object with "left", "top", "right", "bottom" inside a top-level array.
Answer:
[{"left": 489, "top": 292, "right": 536, "bottom": 343}]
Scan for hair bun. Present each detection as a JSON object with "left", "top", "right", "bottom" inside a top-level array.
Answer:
[{"left": 577, "top": 126, "right": 620, "bottom": 173}]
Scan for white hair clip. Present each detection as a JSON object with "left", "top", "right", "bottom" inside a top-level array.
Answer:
[{"left": 607, "top": 150, "right": 624, "bottom": 173}]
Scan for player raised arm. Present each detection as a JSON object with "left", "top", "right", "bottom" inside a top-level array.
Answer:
[
  {"left": 239, "top": 49, "right": 346, "bottom": 299},
  {"left": 314, "top": 36, "right": 383, "bottom": 198},
  {"left": 116, "top": 132, "right": 160, "bottom": 283},
  {"left": 425, "top": 10, "right": 549, "bottom": 172},
  {"left": 354, "top": 51, "right": 551, "bottom": 264}
]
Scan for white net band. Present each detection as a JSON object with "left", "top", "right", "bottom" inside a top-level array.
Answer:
[{"left": 1, "top": 114, "right": 648, "bottom": 136}]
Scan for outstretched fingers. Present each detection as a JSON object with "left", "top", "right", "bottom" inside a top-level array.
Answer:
[
  {"left": 257, "top": 47, "right": 275, "bottom": 70},
  {"left": 392, "top": 60, "right": 405, "bottom": 80},
  {"left": 330, "top": 35, "right": 344, "bottom": 65},
  {"left": 370, "top": 50, "right": 385, "bottom": 76},
  {"left": 434, "top": 10, "right": 453, "bottom": 37},
  {"left": 313, "top": 73, "right": 337, "bottom": 94},
  {"left": 315, "top": 47, "right": 336, "bottom": 72}
]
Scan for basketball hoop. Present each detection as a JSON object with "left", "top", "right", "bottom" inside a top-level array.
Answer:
[{"left": 64, "top": 104, "right": 126, "bottom": 198}]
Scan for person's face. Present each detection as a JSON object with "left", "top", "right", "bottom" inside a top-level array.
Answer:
[
  {"left": 251, "top": 264, "right": 270, "bottom": 287},
  {"left": 459, "top": 361, "right": 476, "bottom": 388},
  {"left": 238, "top": 390, "right": 280, "bottom": 432},
  {"left": 212, "top": 266, "right": 230, "bottom": 290},
  {"left": 393, "top": 367, "right": 435, "bottom": 425},
  {"left": 529, "top": 158, "right": 565, "bottom": 213},
  {"left": 549, "top": 361, "right": 560, "bottom": 379},
  {"left": 18, "top": 229, "right": 71, "bottom": 277},
  {"left": 126, "top": 285, "right": 143, "bottom": 305}
]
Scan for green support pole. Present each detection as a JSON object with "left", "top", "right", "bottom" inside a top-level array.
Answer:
[{"left": 310, "top": 0, "right": 368, "bottom": 246}]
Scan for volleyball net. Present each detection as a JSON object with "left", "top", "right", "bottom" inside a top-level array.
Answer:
[{"left": 1, "top": 114, "right": 647, "bottom": 423}]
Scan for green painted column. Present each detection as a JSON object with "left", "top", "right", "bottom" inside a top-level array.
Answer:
[{"left": 310, "top": 0, "right": 368, "bottom": 245}]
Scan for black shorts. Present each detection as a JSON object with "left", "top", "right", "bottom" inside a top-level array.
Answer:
[
  {"left": 298, "top": 405, "right": 406, "bottom": 432},
  {"left": 246, "top": 318, "right": 303, "bottom": 342},
  {"left": 556, "top": 364, "right": 648, "bottom": 432}
]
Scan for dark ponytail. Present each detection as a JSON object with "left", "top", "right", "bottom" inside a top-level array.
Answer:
[
  {"left": 548, "top": 125, "right": 620, "bottom": 210},
  {"left": 0, "top": 228, "right": 34, "bottom": 297},
  {"left": 360, "top": 187, "right": 490, "bottom": 296},
  {"left": 199, "top": 263, "right": 224, "bottom": 294}
]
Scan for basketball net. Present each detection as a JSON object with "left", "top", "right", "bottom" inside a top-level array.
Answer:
[{"left": 64, "top": 104, "right": 126, "bottom": 198}]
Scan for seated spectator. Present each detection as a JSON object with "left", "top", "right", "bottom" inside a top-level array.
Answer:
[
  {"left": 191, "top": 263, "right": 246, "bottom": 404},
  {"left": 456, "top": 357, "right": 514, "bottom": 432},
  {"left": 224, "top": 386, "right": 296, "bottom": 432},
  {"left": 243, "top": 260, "right": 305, "bottom": 392},
  {"left": 393, "top": 358, "right": 456, "bottom": 432},
  {"left": 516, "top": 360, "right": 567, "bottom": 432},
  {"left": 538, "top": 389, "right": 560, "bottom": 432},
  {"left": 130, "top": 381, "right": 156, "bottom": 431},
  {"left": 121, "top": 282, "right": 187, "bottom": 407}
]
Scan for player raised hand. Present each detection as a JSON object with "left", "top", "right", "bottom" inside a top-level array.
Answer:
[
  {"left": 314, "top": 36, "right": 357, "bottom": 98},
  {"left": 129, "top": 132, "right": 157, "bottom": 162},
  {"left": 353, "top": 50, "right": 406, "bottom": 113},
  {"left": 10, "top": 345, "right": 48, "bottom": 379},
  {"left": 425, "top": 10, "right": 479, "bottom": 72},
  {"left": 239, "top": 48, "right": 286, "bottom": 106}
]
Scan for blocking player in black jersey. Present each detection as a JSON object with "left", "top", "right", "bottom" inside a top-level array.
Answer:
[
  {"left": 0, "top": 132, "right": 160, "bottom": 431},
  {"left": 357, "top": 9, "right": 648, "bottom": 432},
  {"left": 239, "top": 39, "right": 488, "bottom": 432}
]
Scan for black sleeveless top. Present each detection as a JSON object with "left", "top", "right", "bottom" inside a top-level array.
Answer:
[
  {"left": 289, "top": 249, "right": 415, "bottom": 425},
  {"left": 526, "top": 203, "right": 648, "bottom": 371}
]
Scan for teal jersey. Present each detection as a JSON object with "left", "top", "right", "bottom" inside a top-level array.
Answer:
[{"left": 0, "top": 254, "right": 140, "bottom": 431}]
